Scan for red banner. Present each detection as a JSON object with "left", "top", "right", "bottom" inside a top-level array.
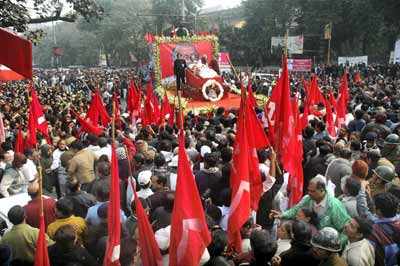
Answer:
[
  {"left": 159, "top": 41, "right": 214, "bottom": 79},
  {"left": 288, "top": 59, "right": 312, "bottom": 72}
]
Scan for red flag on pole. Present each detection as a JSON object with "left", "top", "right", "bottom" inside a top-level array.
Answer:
[
  {"left": 328, "top": 90, "right": 337, "bottom": 111},
  {"left": 132, "top": 186, "right": 163, "bottom": 266},
  {"left": 269, "top": 57, "right": 295, "bottom": 170},
  {"left": 104, "top": 144, "right": 121, "bottom": 266},
  {"left": 160, "top": 93, "right": 173, "bottom": 125},
  {"left": 169, "top": 126, "right": 211, "bottom": 266},
  {"left": 15, "top": 127, "right": 25, "bottom": 153},
  {"left": 71, "top": 110, "right": 104, "bottom": 136},
  {"left": 86, "top": 90, "right": 111, "bottom": 127},
  {"left": 247, "top": 80, "right": 257, "bottom": 108},
  {"left": 0, "top": 28, "right": 32, "bottom": 79},
  {"left": 287, "top": 99, "right": 304, "bottom": 207},
  {"left": 245, "top": 96, "right": 270, "bottom": 211},
  {"left": 336, "top": 72, "right": 349, "bottom": 128},
  {"left": 127, "top": 80, "right": 141, "bottom": 117},
  {"left": 27, "top": 86, "right": 49, "bottom": 147},
  {"left": 228, "top": 86, "right": 251, "bottom": 253},
  {"left": 34, "top": 214, "right": 50, "bottom": 266}
]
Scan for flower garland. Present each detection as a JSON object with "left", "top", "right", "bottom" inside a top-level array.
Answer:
[{"left": 202, "top": 80, "right": 224, "bottom": 102}]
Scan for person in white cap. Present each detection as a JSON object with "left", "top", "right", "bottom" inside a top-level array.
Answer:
[{"left": 137, "top": 170, "right": 154, "bottom": 199}]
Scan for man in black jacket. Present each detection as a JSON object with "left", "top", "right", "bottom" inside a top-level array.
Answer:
[{"left": 174, "top": 53, "right": 187, "bottom": 91}]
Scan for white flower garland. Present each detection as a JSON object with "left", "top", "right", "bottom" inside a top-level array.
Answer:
[{"left": 202, "top": 79, "right": 224, "bottom": 102}]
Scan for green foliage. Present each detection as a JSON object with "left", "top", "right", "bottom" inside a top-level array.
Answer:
[{"left": 218, "top": 0, "right": 399, "bottom": 66}]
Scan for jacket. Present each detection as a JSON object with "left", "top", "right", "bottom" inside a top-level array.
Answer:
[
  {"left": 282, "top": 193, "right": 351, "bottom": 245},
  {"left": 68, "top": 149, "right": 96, "bottom": 184},
  {"left": 341, "top": 239, "right": 375, "bottom": 266}
]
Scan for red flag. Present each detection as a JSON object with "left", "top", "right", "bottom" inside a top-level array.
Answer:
[
  {"left": 287, "top": 99, "right": 304, "bottom": 207},
  {"left": 86, "top": 90, "right": 111, "bottom": 127},
  {"left": 71, "top": 110, "right": 104, "bottom": 136},
  {"left": 15, "top": 127, "right": 25, "bottom": 153},
  {"left": 34, "top": 214, "right": 50, "bottom": 266},
  {"left": 269, "top": 57, "right": 295, "bottom": 170},
  {"left": 0, "top": 28, "right": 32, "bottom": 79},
  {"left": 328, "top": 90, "right": 337, "bottom": 111},
  {"left": 160, "top": 93, "right": 173, "bottom": 125},
  {"left": 228, "top": 86, "right": 251, "bottom": 252},
  {"left": 336, "top": 72, "right": 349, "bottom": 128},
  {"left": 122, "top": 136, "right": 136, "bottom": 161},
  {"left": 132, "top": 186, "right": 163, "bottom": 266},
  {"left": 169, "top": 127, "right": 211, "bottom": 266},
  {"left": 143, "top": 82, "right": 159, "bottom": 125},
  {"left": 307, "top": 75, "right": 325, "bottom": 106},
  {"left": 127, "top": 80, "right": 141, "bottom": 117},
  {"left": 104, "top": 144, "right": 121, "bottom": 266},
  {"left": 245, "top": 97, "right": 269, "bottom": 211},
  {"left": 27, "top": 86, "right": 49, "bottom": 147},
  {"left": 247, "top": 80, "right": 257, "bottom": 108}
]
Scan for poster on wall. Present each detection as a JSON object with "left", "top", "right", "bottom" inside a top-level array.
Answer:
[{"left": 338, "top": 56, "right": 368, "bottom": 66}]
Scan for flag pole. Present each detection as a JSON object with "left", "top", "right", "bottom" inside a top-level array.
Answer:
[
  {"left": 37, "top": 164, "right": 44, "bottom": 217},
  {"left": 112, "top": 93, "right": 116, "bottom": 142}
]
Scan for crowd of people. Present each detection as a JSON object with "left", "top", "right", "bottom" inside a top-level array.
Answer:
[{"left": 0, "top": 63, "right": 399, "bottom": 266}]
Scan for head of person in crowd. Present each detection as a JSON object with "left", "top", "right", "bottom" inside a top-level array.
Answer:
[
  {"left": 27, "top": 181, "right": 40, "bottom": 199},
  {"left": 207, "top": 227, "right": 228, "bottom": 258},
  {"left": 383, "top": 133, "right": 400, "bottom": 151},
  {"left": 138, "top": 170, "right": 152, "bottom": 190},
  {"left": 53, "top": 224, "right": 78, "bottom": 251},
  {"left": 311, "top": 227, "right": 341, "bottom": 260},
  {"left": 97, "top": 202, "right": 108, "bottom": 223},
  {"left": 96, "top": 161, "right": 111, "bottom": 179},
  {"left": 291, "top": 220, "right": 313, "bottom": 243},
  {"left": 303, "top": 126, "right": 315, "bottom": 140},
  {"left": 7, "top": 205, "right": 25, "bottom": 226},
  {"left": 307, "top": 176, "right": 327, "bottom": 203},
  {"left": 373, "top": 192, "right": 399, "bottom": 219},
  {"left": 98, "top": 137, "right": 108, "bottom": 149},
  {"left": 351, "top": 159, "right": 369, "bottom": 180},
  {"left": 55, "top": 198, "right": 74, "bottom": 219},
  {"left": 371, "top": 165, "right": 397, "bottom": 191},
  {"left": 344, "top": 216, "right": 373, "bottom": 243},
  {"left": 70, "top": 140, "right": 84, "bottom": 152},
  {"left": 151, "top": 173, "right": 168, "bottom": 192},
  {"left": 57, "top": 139, "right": 67, "bottom": 151},
  {"left": 343, "top": 177, "right": 361, "bottom": 197},
  {"left": 296, "top": 207, "right": 320, "bottom": 228},
  {"left": 12, "top": 153, "right": 26, "bottom": 169},
  {"left": 277, "top": 221, "right": 292, "bottom": 240},
  {"left": 95, "top": 182, "right": 110, "bottom": 202},
  {"left": 204, "top": 152, "right": 218, "bottom": 170},
  {"left": 250, "top": 229, "right": 277, "bottom": 264},
  {"left": 364, "top": 132, "right": 378, "bottom": 149}
]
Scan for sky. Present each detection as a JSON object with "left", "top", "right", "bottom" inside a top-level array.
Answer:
[{"left": 203, "top": 0, "right": 242, "bottom": 8}]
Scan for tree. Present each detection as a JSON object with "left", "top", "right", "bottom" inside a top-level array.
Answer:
[
  {"left": 0, "top": 0, "right": 103, "bottom": 33},
  {"left": 151, "top": 0, "right": 203, "bottom": 34}
]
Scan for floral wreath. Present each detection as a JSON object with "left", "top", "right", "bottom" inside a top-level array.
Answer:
[{"left": 202, "top": 79, "right": 224, "bottom": 102}]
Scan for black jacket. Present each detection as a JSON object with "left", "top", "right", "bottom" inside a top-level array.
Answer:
[
  {"left": 48, "top": 243, "right": 98, "bottom": 266},
  {"left": 174, "top": 58, "right": 187, "bottom": 77}
]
